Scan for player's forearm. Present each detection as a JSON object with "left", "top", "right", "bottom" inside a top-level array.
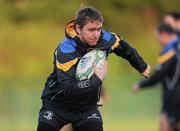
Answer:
[
  {"left": 139, "top": 55, "right": 176, "bottom": 88},
  {"left": 126, "top": 47, "right": 148, "bottom": 73},
  {"left": 113, "top": 40, "right": 148, "bottom": 73},
  {"left": 139, "top": 66, "right": 166, "bottom": 88},
  {"left": 139, "top": 76, "right": 159, "bottom": 88},
  {"left": 60, "top": 74, "right": 102, "bottom": 97}
]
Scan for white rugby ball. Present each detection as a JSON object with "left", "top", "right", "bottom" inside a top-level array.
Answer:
[{"left": 76, "top": 50, "right": 107, "bottom": 80}]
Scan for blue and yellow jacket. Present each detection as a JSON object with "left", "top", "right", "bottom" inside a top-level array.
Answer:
[
  {"left": 140, "top": 39, "right": 180, "bottom": 106},
  {"left": 41, "top": 20, "right": 147, "bottom": 111}
]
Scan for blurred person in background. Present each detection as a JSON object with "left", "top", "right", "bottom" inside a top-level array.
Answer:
[
  {"left": 164, "top": 11, "right": 180, "bottom": 38},
  {"left": 133, "top": 23, "right": 180, "bottom": 131},
  {"left": 37, "top": 6, "right": 150, "bottom": 131}
]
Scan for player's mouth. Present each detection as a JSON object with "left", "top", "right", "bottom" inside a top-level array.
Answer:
[{"left": 90, "top": 39, "right": 98, "bottom": 43}]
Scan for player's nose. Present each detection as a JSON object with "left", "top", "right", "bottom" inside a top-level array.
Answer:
[{"left": 93, "top": 31, "right": 100, "bottom": 39}]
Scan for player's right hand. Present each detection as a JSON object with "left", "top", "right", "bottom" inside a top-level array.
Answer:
[
  {"left": 141, "top": 65, "right": 151, "bottom": 78},
  {"left": 93, "top": 60, "right": 108, "bottom": 81},
  {"left": 132, "top": 83, "right": 140, "bottom": 93}
]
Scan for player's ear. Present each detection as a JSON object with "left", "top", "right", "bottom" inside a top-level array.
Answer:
[{"left": 75, "top": 24, "right": 81, "bottom": 34}]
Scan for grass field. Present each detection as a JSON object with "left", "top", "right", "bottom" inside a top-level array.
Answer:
[{"left": 0, "top": 74, "right": 161, "bottom": 131}]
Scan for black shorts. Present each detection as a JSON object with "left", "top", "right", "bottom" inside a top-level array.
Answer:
[
  {"left": 37, "top": 101, "right": 103, "bottom": 131},
  {"left": 162, "top": 102, "right": 180, "bottom": 126}
]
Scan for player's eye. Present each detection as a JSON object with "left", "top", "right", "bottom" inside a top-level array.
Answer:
[
  {"left": 88, "top": 28, "right": 101, "bottom": 33},
  {"left": 88, "top": 28, "right": 95, "bottom": 32},
  {"left": 97, "top": 28, "right": 101, "bottom": 32}
]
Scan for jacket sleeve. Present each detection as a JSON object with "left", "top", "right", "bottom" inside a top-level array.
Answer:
[
  {"left": 111, "top": 33, "right": 147, "bottom": 73},
  {"left": 139, "top": 50, "right": 176, "bottom": 88},
  {"left": 57, "top": 70, "right": 102, "bottom": 97},
  {"left": 55, "top": 48, "right": 102, "bottom": 97}
]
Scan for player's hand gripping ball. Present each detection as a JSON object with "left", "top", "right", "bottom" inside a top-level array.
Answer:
[{"left": 76, "top": 50, "right": 107, "bottom": 80}]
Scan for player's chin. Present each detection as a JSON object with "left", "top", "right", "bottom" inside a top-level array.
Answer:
[{"left": 88, "top": 41, "right": 98, "bottom": 46}]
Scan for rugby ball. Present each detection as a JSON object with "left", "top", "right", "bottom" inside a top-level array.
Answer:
[{"left": 76, "top": 50, "right": 107, "bottom": 80}]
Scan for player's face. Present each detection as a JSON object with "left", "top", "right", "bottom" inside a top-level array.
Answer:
[
  {"left": 177, "top": 19, "right": 180, "bottom": 30},
  {"left": 76, "top": 20, "right": 102, "bottom": 46},
  {"left": 164, "top": 15, "right": 176, "bottom": 29},
  {"left": 156, "top": 31, "right": 169, "bottom": 47}
]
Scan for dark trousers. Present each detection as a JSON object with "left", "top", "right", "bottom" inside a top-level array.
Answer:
[{"left": 37, "top": 101, "right": 103, "bottom": 131}]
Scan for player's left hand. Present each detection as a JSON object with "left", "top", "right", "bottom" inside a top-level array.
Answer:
[{"left": 141, "top": 65, "right": 151, "bottom": 78}]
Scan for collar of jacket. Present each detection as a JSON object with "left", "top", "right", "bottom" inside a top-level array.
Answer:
[{"left": 162, "top": 38, "right": 180, "bottom": 54}]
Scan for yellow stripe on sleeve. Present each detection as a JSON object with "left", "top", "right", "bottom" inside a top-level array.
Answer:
[
  {"left": 158, "top": 50, "right": 175, "bottom": 64},
  {"left": 56, "top": 58, "right": 79, "bottom": 72},
  {"left": 111, "top": 33, "right": 121, "bottom": 50}
]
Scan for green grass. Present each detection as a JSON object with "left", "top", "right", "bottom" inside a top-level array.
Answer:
[{"left": 102, "top": 90, "right": 160, "bottom": 131}]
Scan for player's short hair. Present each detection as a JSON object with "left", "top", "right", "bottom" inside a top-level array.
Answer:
[
  {"left": 166, "top": 11, "right": 180, "bottom": 20},
  {"left": 75, "top": 7, "right": 104, "bottom": 28},
  {"left": 157, "top": 22, "right": 176, "bottom": 34}
]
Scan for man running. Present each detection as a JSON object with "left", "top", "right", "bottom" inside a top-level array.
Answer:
[{"left": 37, "top": 7, "right": 150, "bottom": 131}]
